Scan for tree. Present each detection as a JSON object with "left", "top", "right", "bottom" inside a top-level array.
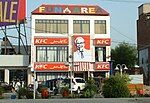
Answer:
[
  {"left": 111, "top": 42, "right": 138, "bottom": 68},
  {"left": 102, "top": 73, "right": 130, "bottom": 98}
]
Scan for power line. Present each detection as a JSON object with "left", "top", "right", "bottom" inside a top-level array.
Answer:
[
  {"left": 100, "top": 0, "right": 150, "bottom": 3},
  {"left": 11, "top": 17, "right": 148, "bottom": 48},
  {"left": 111, "top": 25, "right": 136, "bottom": 42}
]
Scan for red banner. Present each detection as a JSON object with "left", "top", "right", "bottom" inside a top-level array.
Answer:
[
  {"left": 95, "top": 62, "right": 110, "bottom": 71},
  {"left": 34, "top": 62, "right": 69, "bottom": 71},
  {"left": 94, "top": 38, "right": 111, "bottom": 46},
  {"left": 34, "top": 37, "right": 69, "bottom": 45}
]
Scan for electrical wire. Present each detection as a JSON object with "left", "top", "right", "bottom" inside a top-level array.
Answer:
[{"left": 100, "top": 0, "right": 150, "bottom": 3}]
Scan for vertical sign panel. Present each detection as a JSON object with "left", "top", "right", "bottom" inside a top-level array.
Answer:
[{"left": 73, "top": 35, "right": 92, "bottom": 62}]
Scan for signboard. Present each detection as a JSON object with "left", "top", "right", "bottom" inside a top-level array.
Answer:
[
  {"left": 32, "top": 4, "right": 109, "bottom": 16},
  {"left": 73, "top": 35, "right": 92, "bottom": 62},
  {"left": 34, "top": 37, "right": 69, "bottom": 45},
  {"left": 34, "top": 62, "right": 69, "bottom": 71},
  {"left": 94, "top": 38, "right": 111, "bottom": 46},
  {"left": 0, "top": 0, "right": 26, "bottom": 27},
  {"left": 95, "top": 62, "right": 110, "bottom": 71}
]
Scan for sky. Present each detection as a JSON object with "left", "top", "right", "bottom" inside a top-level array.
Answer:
[
  {"left": 26, "top": 0, "right": 150, "bottom": 48},
  {"left": 0, "top": 0, "right": 150, "bottom": 48}
]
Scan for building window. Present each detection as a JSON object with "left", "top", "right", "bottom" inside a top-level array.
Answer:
[
  {"left": 94, "top": 20, "right": 106, "bottom": 34},
  {"left": 95, "top": 47, "right": 106, "bottom": 62},
  {"left": 35, "top": 19, "right": 68, "bottom": 34},
  {"left": 73, "top": 20, "right": 90, "bottom": 33},
  {"left": 36, "top": 46, "right": 68, "bottom": 62}
]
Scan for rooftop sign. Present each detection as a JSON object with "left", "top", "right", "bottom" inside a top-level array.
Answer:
[
  {"left": 32, "top": 4, "right": 109, "bottom": 16},
  {"left": 0, "top": 0, "right": 26, "bottom": 27}
]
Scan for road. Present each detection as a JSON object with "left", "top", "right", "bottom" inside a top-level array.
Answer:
[{"left": 0, "top": 98, "right": 150, "bottom": 103}]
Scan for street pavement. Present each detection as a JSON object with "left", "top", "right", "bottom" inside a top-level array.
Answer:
[
  {"left": 1, "top": 92, "right": 150, "bottom": 103},
  {"left": 0, "top": 98, "right": 150, "bottom": 103}
]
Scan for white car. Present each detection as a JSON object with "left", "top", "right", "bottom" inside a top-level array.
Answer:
[{"left": 61, "top": 77, "right": 86, "bottom": 93}]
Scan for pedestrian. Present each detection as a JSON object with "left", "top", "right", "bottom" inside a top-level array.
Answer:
[
  {"left": 35, "top": 79, "right": 39, "bottom": 94},
  {"left": 15, "top": 79, "right": 21, "bottom": 92},
  {"left": 11, "top": 87, "right": 17, "bottom": 99}
]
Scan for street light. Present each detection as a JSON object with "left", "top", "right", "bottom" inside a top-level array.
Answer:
[
  {"left": 64, "top": 55, "right": 74, "bottom": 96},
  {"left": 115, "top": 64, "right": 128, "bottom": 77},
  {"left": 64, "top": 55, "right": 79, "bottom": 96}
]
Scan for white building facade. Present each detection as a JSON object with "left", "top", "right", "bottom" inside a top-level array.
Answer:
[{"left": 29, "top": 4, "right": 111, "bottom": 84}]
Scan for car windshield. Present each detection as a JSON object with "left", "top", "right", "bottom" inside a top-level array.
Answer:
[
  {"left": 63, "top": 79, "right": 71, "bottom": 84},
  {"left": 75, "top": 79, "right": 85, "bottom": 83}
]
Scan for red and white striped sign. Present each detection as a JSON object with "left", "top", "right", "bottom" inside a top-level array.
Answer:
[{"left": 73, "top": 62, "right": 94, "bottom": 71}]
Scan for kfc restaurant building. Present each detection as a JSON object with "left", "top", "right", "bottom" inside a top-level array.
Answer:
[{"left": 29, "top": 4, "right": 111, "bottom": 84}]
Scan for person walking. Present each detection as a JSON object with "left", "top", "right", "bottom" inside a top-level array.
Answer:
[{"left": 15, "top": 79, "right": 21, "bottom": 92}]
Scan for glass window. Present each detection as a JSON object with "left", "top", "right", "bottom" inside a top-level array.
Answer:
[
  {"left": 36, "top": 47, "right": 47, "bottom": 62},
  {"left": 36, "top": 46, "right": 68, "bottom": 62},
  {"left": 35, "top": 20, "right": 46, "bottom": 33},
  {"left": 95, "top": 20, "right": 106, "bottom": 34},
  {"left": 95, "top": 47, "right": 106, "bottom": 62},
  {"left": 35, "top": 19, "right": 68, "bottom": 34},
  {"left": 73, "top": 20, "right": 90, "bottom": 33}
]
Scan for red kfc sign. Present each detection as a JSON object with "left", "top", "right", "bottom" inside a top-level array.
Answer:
[
  {"left": 34, "top": 62, "right": 69, "bottom": 71},
  {"left": 94, "top": 38, "right": 111, "bottom": 46},
  {"left": 34, "top": 37, "right": 68, "bottom": 45},
  {"left": 95, "top": 62, "right": 110, "bottom": 71}
]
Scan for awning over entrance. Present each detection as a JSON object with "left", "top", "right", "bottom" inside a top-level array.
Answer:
[{"left": 73, "top": 62, "right": 94, "bottom": 71}]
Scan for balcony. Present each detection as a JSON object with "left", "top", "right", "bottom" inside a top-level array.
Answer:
[{"left": 0, "top": 55, "right": 29, "bottom": 67}]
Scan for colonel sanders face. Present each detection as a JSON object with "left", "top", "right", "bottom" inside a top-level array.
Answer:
[{"left": 74, "top": 37, "right": 85, "bottom": 52}]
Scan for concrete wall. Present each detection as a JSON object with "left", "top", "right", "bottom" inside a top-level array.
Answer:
[{"left": 0, "top": 55, "right": 29, "bottom": 67}]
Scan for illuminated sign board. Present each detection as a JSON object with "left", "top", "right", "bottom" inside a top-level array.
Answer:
[
  {"left": 34, "top": 37, "right": 69, "bottom": 45},
  {"left": 32, "top": 4, "right": 109, "bottom": 15},
  {"left": 95, "top": 62, "right": 110, "bottom": 71},
  {"left": 34, "top": 62, "right": 69, "bottom": 71},
  {"left": 0, "top": 0, "right": 26, "bottom": 27},
  {"left": 94, "top": 38, "right": 111, "bottom": 46}
]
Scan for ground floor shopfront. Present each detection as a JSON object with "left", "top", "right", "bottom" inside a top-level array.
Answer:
[
  {"left": 29, "top": 62, "right": 110, "bottom": 84},
  {"left": 0, "top": 68, "right": 27, "bottom": 87}
]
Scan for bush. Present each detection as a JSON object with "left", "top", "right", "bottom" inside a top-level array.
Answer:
[
  {"left": 60, "top": 86, "right": 69, "bottom": 97},
  {"left": 26, "top": 91, "right": 33, "bottom": 99},
  {"left": 102, "top": 73, "right": 130, "bottom": 98},
  {"left": 82, "top": 77, "right": 97, "bottom": 98},
  {"left": 17, "top": 87, "right": 27, "bottom": 99},
  {"left": 0, "top": 87, "right": 5, "bottom": 99}
]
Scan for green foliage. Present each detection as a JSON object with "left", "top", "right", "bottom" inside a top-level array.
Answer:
[
  {"left": 102, "top": 73, "right": 130, "bottom": 98},
  {"left": 0, "top": 87, "right": 5, "bottom": 94},
  {"left": 0, "top": 87, "right": 5, "bottom": 99},
  {"left": 17, "top": 87, "right": 27, "bottom": 99},
  {"left": 83, "top": 77, "right": 97, "bottom": 98},
  {"left": 111, "top": 42, "right": 138, "bottom": 68},
  {"left": 60, "top": 86, "right": 69, "bottom": 97},
  {"left": 26, "top": 91, "right": 33, "bottom": 99}
]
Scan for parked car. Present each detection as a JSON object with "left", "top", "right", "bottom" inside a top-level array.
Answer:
[
  {"left": 0, "top": 82, "right": 12, "bottom": 91},
  {"left": 60, "top": 77, "right": 86, "bottom": 93},
  {"left": 44, "top": 78, "right": 64, "bottom": 95}
]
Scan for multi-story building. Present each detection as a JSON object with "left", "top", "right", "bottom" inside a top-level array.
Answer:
[
  {"left": 137, "top": 3, "right": 150, "bottom": 85},
  {"left": 0, "top": 37, "right": 30, "bottom": 85},
  {"left": 30, "top": 4, "right": 111, "bottom": 84}
]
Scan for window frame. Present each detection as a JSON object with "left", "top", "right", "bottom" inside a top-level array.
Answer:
[
  {"left": 35, "top": 19, "right": 68, "bottom": 34},
  {"left": 94, "top": 20, "right": 106, "bottom": 34},
  {"left": 73, "top": 20, "right": 90, "bottom": 33},
  {"left": 36, "top": 46, "right": 68, "bottom": 62},
  {"left": 95, "top": 47, "right": 106, "bottom": 62}
]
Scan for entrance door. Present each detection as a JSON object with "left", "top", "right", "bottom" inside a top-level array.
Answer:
[
  {"left": 74, "top": 72, "right": 89, "bottom": 81},
  {"left": 74, "top": 72, "right": 83, "bottom": 78}
]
